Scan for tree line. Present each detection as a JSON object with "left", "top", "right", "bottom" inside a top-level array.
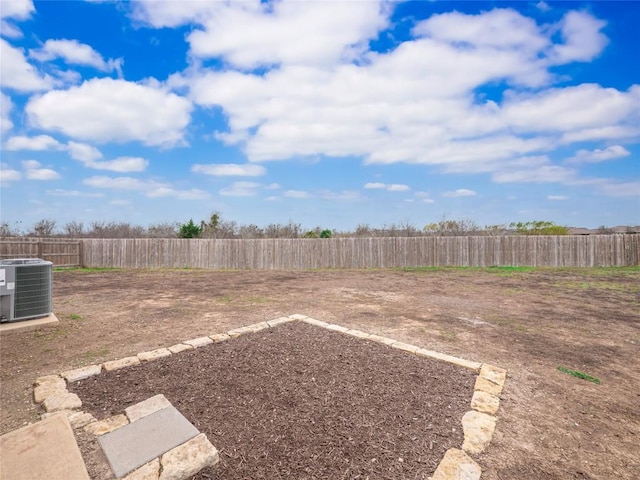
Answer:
[{"left": 1, "top": 214, "right": 612, "bottom": 239}]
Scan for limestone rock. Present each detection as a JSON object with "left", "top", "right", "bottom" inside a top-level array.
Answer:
[
  {"left": 431, "top": 448, "right": 481, "bottom": 480},
  {"left": 366, "top": 334, "right": 397, "bottom": 345},
  {"left": 68, "top": 411, "right": 97, "bottom": 429},
  {"left": 183, "top": 337, "right": 213, "bottom": 348},
  {"left": 35, "top": 374, "right": 63, "bottom": 386},
  {"left": 325, "top": 324, "right": 349, "bottom": 333},
  {"left": 34, "top": 378, "right": 67, "bottom": 403},
  {"left": 138, "top": 348, "right": 172, "bottom": 362},
  {"left": 288, "top": 314, "right": 308, "bottom": 320},
  {"left": 61, "top": 364, "right": 102, "bottom": 383},
  {"left": 208, "top": 333, "right": 231, "bottom": 343},
  {"left": 474, "top": 375, "right": 503, "bottom": 396},
  {"left": 43, "top": 392, "right": 82, "bottom": 412},
  {"left": 227, "top": 326, "right": 254, "bottom": 337},
  {"left": 126, "top": 394, "right": 172, "bottom": 422},
  {"left": 301, "top": 318, "right": 330, "bottom": 328},
  {"left": 480, "top": 364, "right": 507, "bottom": 387},
  {"left": 391, "top": 342, "right": 420, "bottom": 354},
  {"left": 461, "top": 410, "right": 497, "bottom": 455},
  {"left": 168, "top": 344, "right": 193, "bottom": 354},
  {"left": 266, "top": 317, "right": 295, "bottom": 327},
  {"left": 160, "top": 434, "right": 219, "bottom": 480},
  {"left": 103, "top": 356, "right": 141, "bottom": 372},
  {"left": 415, "top": 349, "right": 482, "bottom": 372},
  {"left": 470, "top": 391, "right": 500, "bottom": 415},
  {"left": 84, "top": 414, "right": 128, "bottom": 436},
  {"left": 122, "top": 458, "right": 160, "bottom": 480},
  {"left": 247, "top": 322, "right": 270, "bottom": 332},
  {"left": 345, "top": 329, "right": 371, "bottom": 339}
]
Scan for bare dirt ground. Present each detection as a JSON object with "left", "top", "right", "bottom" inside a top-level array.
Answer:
[{"left": 1, "top": 267, "right": 639, "bottom": 479}]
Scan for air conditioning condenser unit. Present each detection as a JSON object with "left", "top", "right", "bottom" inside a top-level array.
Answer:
[{"left": 0, "top": 259, "right": 53, "bottom": 323}]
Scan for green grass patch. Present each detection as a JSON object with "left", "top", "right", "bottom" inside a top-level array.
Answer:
[
  {"left": 81, "top": 348, "right": 110, "bottom": 362},
  {"left": 557, "top": 366, "right": 601, "bottom": 384},
  {"left": 54, "top": 267, "right": 122, "bottom": 273},
  {"left": 217, "top": 295, "right": 232, "bottom": 303},
  {"left": 69, "top": 313, "right": 83, "bottom": 320},
  {"left": 34, "top": 326, "right": 70, "bottom": 341}
]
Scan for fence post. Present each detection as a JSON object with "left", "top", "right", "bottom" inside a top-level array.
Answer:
[
  {"left": 78, "top": 241, "right": 84, "bottom": 268},
  {"left": 37, "top": 241, "right": 43, "bottom": 259}
]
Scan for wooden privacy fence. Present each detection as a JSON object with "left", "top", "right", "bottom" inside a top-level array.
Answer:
[
  {"left": 79, "top": 234, "right": 639, "bottom": 269},
  {"left": 0, "top": 238, "right": 82, "bottom": 267}
]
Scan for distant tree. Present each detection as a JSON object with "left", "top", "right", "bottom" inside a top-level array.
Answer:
[
  {"left": 0, "top": 222, "right": 22, "bottom": 237},
  {"left": 63, "top": 220, "right": 85, "bottom": 237},
  {"left": 483, "top": 224, "right": 508, "bottom": 236},
  {"left": 423, "top": 217, "right": 480, "bottom": 236},
  {"left": 178, "top": 219, "right": 202, "bottom": 238},
  {"left": 88, "top": 221, "right": 145, "bottom": 238},
  {"left": 147, "top": 221, "right": 179, "bottom": 238},
  {"left": 32, "top": 219, "right": 57, "bottom": 237},
  {"left": 354, "top": 224, "right": 373, "bottom": 237},
  {"left": 596, "top": 225, "right": 615, "bottom": 235},
  {"left": 509, "top": 221, "right": 569, "bottom": 235},
  {"left": 320, "top": 229, "right": 333, "bottom": 238},
  {"left": 304, "top": 230, "right": 319, "bottom": 238}
]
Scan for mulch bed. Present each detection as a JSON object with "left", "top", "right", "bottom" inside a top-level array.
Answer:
[{"left": 70, "top": 321, "right": 475, "bottom": 479}]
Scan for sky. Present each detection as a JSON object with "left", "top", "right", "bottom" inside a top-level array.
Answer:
[{"left": 0, "top": 0, "right": 639, "bottom": 233}]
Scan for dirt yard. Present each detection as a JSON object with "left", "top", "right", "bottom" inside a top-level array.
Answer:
[{"left": 1, "top": 267, "right": 638, "bottom": 479}]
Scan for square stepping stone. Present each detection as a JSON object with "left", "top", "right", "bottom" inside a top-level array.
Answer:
[{"left": 98, "top": 406, "right": 199, "bottom": 478}]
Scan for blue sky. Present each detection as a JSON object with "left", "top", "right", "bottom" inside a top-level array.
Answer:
[{"left": 1, "top": 0, "right": 638, "bottom": 232}]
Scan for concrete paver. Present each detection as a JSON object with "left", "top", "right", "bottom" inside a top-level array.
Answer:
[
  {"left": 0, "top": 413, "right": 89, "bottom": 480},
  {"left": 98, "top": 406, "right": 199, "bottom": 478}
]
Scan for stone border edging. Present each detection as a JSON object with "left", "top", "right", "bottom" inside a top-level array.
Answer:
[{"left": 34, "top": 314, "right": 506, "bottom": 480}]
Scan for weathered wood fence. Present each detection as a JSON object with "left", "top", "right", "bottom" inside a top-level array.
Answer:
[
  {"left": 0, "top": 239, "right": 82, "bottom": 267},
  {"left": 80, "top": 235, "right": 638, "bottom": 269},
  {"left": 2, "top": 235, "right": 637, "bottom": 269}
]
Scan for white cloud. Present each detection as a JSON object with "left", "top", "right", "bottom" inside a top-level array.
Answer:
[
  {"left": 502, "top": 84, "right": 638, "bottom": 133},
  {"left": 0, "top": 38, "right": 53, "bottom": 91},
  {"left": 22, "top": 160, "right": 60, "bottom": 180},
  {"left": 83, "top": 175, "right": 209, "bottom": 199},
  {"left": 26, "top": 78, "right": 193, "bottom": 146},
  {"left": 592, "top": 180, "right": 640, "bottom": 198},
  {"left": 0, "top": 20, "right": 24, "bottom": 39},
  {"left": 364, "top": 182, "right": 410, "bottom": 191},
  {"left": 536, "top": 2, "right": 550, "bottom": 12},
  {"left": 423, "top": 198, "right": 435, "bottom": 204},
  {"left": 413, "top": 8, "right": 549, "bottom": 56},
  {"left": 283, "top": 190, "right": 311, "bottom": 199},
  {"left": 0, "top": 0, "right": 34, "bottom": 20},
  {"left": 547, "top": 195, "right": 568, "bottom": 200},
  {"left": 442, "top": 189, "right": 477, "bottom": 197},
  {"left": 192, "top": 163, "right": 266, "bottom": 176},
  {"left": 219, "top": 181, "right": 261, "bottom": 197},
  {"left": 90, "top": 157, "right": 148, "bottom": 173},
  {"left": 137, "top": 0, "right": 388, "bottom": 69},
  {"left": 0, "top": 163, "right": 21, "bottom": 183},
  {"left": 179, "top": 5, "right": 636, "bottom": 179},
  {"left": 566, "top": 145, "right": 631, "bottom": 164},
  {"left": 1, "top": 93, "right": 14, "bottom": 133},
  {"left": 493, "top": 165, "right": 576, "bottom": 184},
  {"left": 46, "top": 189, "right": 104, "bottom": 197},
  {"left": 5, "top": 134, "right": 65, "bottom": 151},
  {"left": 67, "top": 141, "right": 103, "bottom": 162},
  {"left": 30, "top": 39, "right": 122, "bottom": 73},
  {"left": 319, "top": 190, "right": 361, "bottom": 201},
  {"left": 131, "top": 0, "right": 217, "bottom": 28},
  {"left": 549, "top": 11, "right": 608, "bottom": 64},
  {"left": 388, "top": 184, "right": 410, "bottom": 192}
]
